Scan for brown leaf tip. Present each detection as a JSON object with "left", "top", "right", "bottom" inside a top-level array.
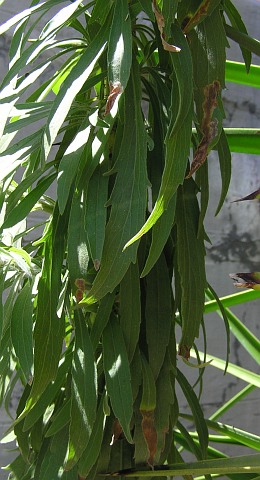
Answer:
[{"left": 104, "top": 81, "right": 123, "bottom": 116}]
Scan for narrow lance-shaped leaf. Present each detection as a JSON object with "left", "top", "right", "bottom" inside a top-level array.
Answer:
[
  {"left": 28, "top": 205, "right": 68, "bottom": 406},
  {"left": 145, "top": 253, "right": 172, "bottom": 380},
  {"left": 11, "top": 281, "right": 33, "bottom": 380},
  {"left": 124, "top": 24, "right": 193, "bottom": 248},
  {"left": 85, "top": 164, "right": 108, "bottom": 270},
  {"left": 103, "top": 314, "right": 133, "bottom": 444},
  {"left": 82, "top": 59, "right": 148, "bottom": 305},
  {"left": 66, "top": 310, "right": 97, "bottom": 470},
  {"left": 175, "top": 179, "right": 206, "bottom": 359},
  {"left": 233, "top": 188, "right": 260, "bottom": 202},
  {"left": 41, "top": 20, "right": 109, "bottom": 162},
  {"left": 105, "top": 0, "right": 132, "bottom": 114},
  {"left": 120, "top": 262, "right": 141, "bottom": 363}
]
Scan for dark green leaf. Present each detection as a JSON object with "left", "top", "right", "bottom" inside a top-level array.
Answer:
[
  {"left": 108, "top": 0, "right": 132, "bottom": 89},
  {"left": 78, "top": 396, "right": 105, "bottom": 477},
  {"left": 28, "top": 206, "right": 68, "bottom": 405},
  {"left": 2, "top": 173, "right": 56, "bottom": 229},
  {"left": 38, "top": 426, "right": 69, "bottom": 480},
  {"left": 175, "top": 179, "right": 206, "bottom": 355},
  {"left": 85, "top": 164, "right": 108, "bottom": 269},
  {"left": 82, "top": 61, "right": 148, "bottom": 304},
  {"left": 11, "top": 281, "right": 33, "bottom": 379},
  {"left": 67, "top": 310, "right": 97, "bottom": 469},
  {"left": 45, "top": 399, "right": 71, "bottom": 437},
  {"left": 176, "top": 368, "right": 208, "bottom": 459},
  {"left": 145, "top": 253, "right": 172, "bottom": 380},
  {"left": 120, "top": 262, "right": 141, "bottom": 362},
  {"left": 103, "top": 315, "right": 133, "bottom": 443},
  {"left": 124, "top": 25, "right": 193, "bottom": 248},
  {"left": 90, "top": 292, "right": 115, "bottom": 351},
  {"left": 223, "top": 0, "right": 252, "bottom": 71},
  {"left": 215, "top": 129, "right": 231, "bottom": 215}
]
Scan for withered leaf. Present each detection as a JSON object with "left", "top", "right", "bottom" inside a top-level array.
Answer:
[
  {"left": 233, "top": 188, "right": 260, "bottom": 202},
  {"left": 141, "top": 410, "right": 158, "bottom": 467},
  {"left": 153, "top": 0, "right": 181, "bottom": 53},
  {"left": 186, "top": 80, "right": 220, "bottom": 178},
  {"left": 104, "top": 81, "right": 123, "bottom": 116},
  {"left": 229, "top": 272, "right": 260, "bottom": 291}
]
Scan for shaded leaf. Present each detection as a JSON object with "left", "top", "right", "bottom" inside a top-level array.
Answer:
[
  {"left": 82, "top": 60, "right": 148, "bottom": 304},
  {"left": 175, "top": 180, "right": 206, "bottom": 357},
  {"left": 145, "top": 253, "right": 172, "bottom": 379},
  {"left": 85, "top": 164, "right": 108, "bottom": 269},
  {"left": 120, "top": 262, "right": 141, "bottom": 362},
  {"left": 103, "top": 314, "right": 133, "bottom": 443},
  {"left": 67, "top": 310, "right": 97, "bottom": 469},
  {"left": 11, "top": 281, "right": 33, "bottom": 380}
]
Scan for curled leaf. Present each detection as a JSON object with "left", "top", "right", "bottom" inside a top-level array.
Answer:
[
  {"left": 229, "top": 272, "right": 260, "bottom": 291},
  {"left": 233, "top": 188, "right": 260, "bottom": 202},
  {"left": 183, "top": 0, "right": 220, "bottom": 34},
  {"left": 186, "top": 80, "right": 221, "bottom": 178},
  {"left": 153, "top": 0, "right": 181, "bottom": 53}
]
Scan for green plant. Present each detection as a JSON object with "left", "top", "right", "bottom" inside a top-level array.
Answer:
[{"left": 0, "top": 1, "right": 259, "bottom": 479}]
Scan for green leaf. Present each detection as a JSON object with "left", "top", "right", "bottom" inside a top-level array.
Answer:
[
  {"left": 21, "top": 348, "right": 73, "bottom": 431},
  {"left": 45, "top": 399, "right": 71, "bottom": 437},
  {"left": 67, "top": 310, "right": 97, "bottom": 469},
  {"left": 215, "top": 129, "right": 231, "bottom": 215},
  {"left": 138, "top": 0, "right": 155, "bottom": 22},
  {"left": 38, "top": 0, "right": 82, "bottom": 41},
  {"left": 189, "top": 349, "right": 260, "bottom": 387},
  {"left": 38, "top": 426, "right": 69, "bottom": 480},
  {"left": 176, "top": 368, "right": 208, "bottom": 459},
  {"left": 226, "top": 61, "right": 260, "bottom": 87},
  {"left": 120, "top": 262, "right": 141, "bottom": 362},
  {"left": 11, "top": 281, "right": 33, "bottom": 380},
  {"left": 103, "top": 315, "right": 133, "bottom": 443},
  {"left": 145, "top": 253, "right": 172, "bottom": 379},
  {"left": 121, "top": 454, "right": 260, "bottom": 477},
  {"left": 41, "top": 21, "right": 109, "bottom": 162},
  {"left": 82, "top": 60, "right": 148, "bottom": 304},
  {"left": 224, "top": 24, "right": 260, "bottom": 57},
  {"left": 175, "top": 179, "right": 206, "bottom": 355},
  {"left": 141, "top": 194, "right": 176, "bottom": 277},
  {"left": 90, "top": 292, "right": 115, "bottom": 351},
  {"left": 67, "top": 188, "right": 89, "bottom": 294},
  {"left": 57, "top": 119, "right": 91, "bottom": 215},
  {"left": 108, "top": 0, "right": 132, "bottom": 89},
  {"left": 85, "top": 164, "right": 108, "bottom": 269},
  {"left": 2, "top": 173, "right": 56, "bottom": 230},
  {"left": 28, "top": 206, "right": 68, "bottom": 406},
  {"left": 223, "top": 0, "right": 252, "bottom": 71},
  {"left": 124, "top": 24, "right": 193, "bottom": 248},
  {"left": 78, "top": 396, "right": 105, "bottom": 477}
]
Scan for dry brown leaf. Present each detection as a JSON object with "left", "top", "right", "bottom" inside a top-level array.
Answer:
[
  {"left": 104, "top": 81, "right": 123, "bottom": 116},
  {"left": 141, "top": 410, "right": 158, "bottom": 467}
]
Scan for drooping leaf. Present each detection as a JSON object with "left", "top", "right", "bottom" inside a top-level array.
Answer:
[
  {"left": 81, "top": 60, "right": 148, "bottom": 305},
  {"left": 120, "top": 262, "right": 141, "bottom": 362},
  {"left": 28, "top": 205, "right": 68, "bottom": 406},
  {"left": 223, "top": 0, "right": 252, "bottom": 71},
  {"left": 103, "top": 314, "right": 133, "bottom": 444},
  {"left": 124, "top": 24, "right": 193, "bottom": 248},
  {"left": 175, "top": 179, "right": 206, "bottom": 358},
  {"left": 107, "top": 0, "right": 132, "bottom": 90},
  {"left": 67, "top": 310, "right": 97, "bottom": 469},
  {"left": 78, "top": 397, "right": 106, "bottom": 477},
  {"left": 11, "top": 281, "right": 33, "bottom": 380},
  {"left": 85, "top": 164, "right": 108, "bottom": 270},
  {"left": 176, "top": 368, "right": 209, "bottom": 460},
  {"left": 145, "top": 253, "right": 172, "bottom": 379}
]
